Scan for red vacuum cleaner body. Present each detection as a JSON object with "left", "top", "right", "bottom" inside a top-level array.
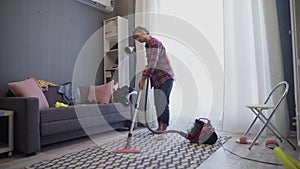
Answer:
[
  {"left": 186, "top": 118, "right": 218, "bottom": 144},
  {"left": 113, "top": 78, "right": 218, "bottom": 154}
]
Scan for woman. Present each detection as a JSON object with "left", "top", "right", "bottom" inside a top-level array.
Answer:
[{"left": 133, "top": 26, "right": 175, "bottom": 134}]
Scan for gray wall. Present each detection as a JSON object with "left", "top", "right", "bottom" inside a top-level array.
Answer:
[{"left": 0, "top": 0, "right": 117, "bottom": 96}]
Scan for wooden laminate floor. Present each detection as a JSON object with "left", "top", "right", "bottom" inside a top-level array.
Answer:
[{"left": 0, "top": 129, "right": 298, "bottom": 169}]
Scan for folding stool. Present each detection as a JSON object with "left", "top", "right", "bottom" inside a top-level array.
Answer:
[{"left": 243, "top": 81, "right": 297, "bottom": 150}]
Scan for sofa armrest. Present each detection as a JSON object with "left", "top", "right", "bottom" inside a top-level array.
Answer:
[{"left": 0, "top": 97, "right": 40, "bottom": 155}]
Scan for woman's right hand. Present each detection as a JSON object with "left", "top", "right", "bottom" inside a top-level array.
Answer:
[{"left": 139, "top": 77, "right": 146, "bottom": 90}]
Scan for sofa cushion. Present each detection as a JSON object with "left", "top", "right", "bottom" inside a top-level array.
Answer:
[
  {"left": 41, "top": 119, "right": 82, "bottom": 136},
  {"left": 40, "top": 106, "right": 77, "bottom": 123},
  {"left": 87, "top": 80, "right": 114, "bottom": 104},
  {"left": 7, "top": 78, "right": 49, "bottom": 109},
  {"left": 43, "top": 86, "right": 64, "bottom": 107},
  {"left": 40, "top": 103, "right": 130, "bottom": 123},
  {"left": 40, "top": 103, "right": 130, "bottom": 136}
]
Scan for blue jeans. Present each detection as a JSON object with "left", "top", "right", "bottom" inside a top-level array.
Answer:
[{"left": 154, "top": 79, "right": 174, "bottom": 126}]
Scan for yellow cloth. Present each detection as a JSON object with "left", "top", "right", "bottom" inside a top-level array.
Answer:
[
  {"left": 36, "top": 79, "right": 58, "bottom": 88},
  {"left": 54, "top": 102, "right": 69, "bottom": 108}
]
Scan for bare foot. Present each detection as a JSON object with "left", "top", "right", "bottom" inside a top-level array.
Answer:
[{"left": 157, "top": 133, "right": 167, "bottom": 140}]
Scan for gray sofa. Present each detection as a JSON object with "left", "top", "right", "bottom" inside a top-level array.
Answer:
[{"left": 0, "top": 86, "right": 134, "bottom": 155}]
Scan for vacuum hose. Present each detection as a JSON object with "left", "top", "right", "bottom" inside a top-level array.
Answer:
[{"left": 143, "top": 77, "right": 188, "bottom": 138}]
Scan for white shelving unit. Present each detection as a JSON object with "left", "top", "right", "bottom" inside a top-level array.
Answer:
[
  {"left": 103, "top": 16, "right": 129, "bottom": 87},
  {"left": 0, "top": 110, "right": 13, "bottom": 157}
]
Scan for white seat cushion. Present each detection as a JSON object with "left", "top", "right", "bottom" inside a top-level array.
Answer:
[{"left": 246, "top": 104, "right": 274, "bottom": 109}]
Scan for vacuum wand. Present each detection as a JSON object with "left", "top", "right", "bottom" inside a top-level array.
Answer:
[
  {"left": 112, "top": 90, "right": 143, "bottom": 153},
  {"left": 128, "top": 90, "right": 142, "bottom": 137}
]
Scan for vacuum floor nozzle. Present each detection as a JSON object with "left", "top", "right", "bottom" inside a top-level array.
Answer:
[{"left": 112, "top": 149, "right": 141, "bottom": 153}]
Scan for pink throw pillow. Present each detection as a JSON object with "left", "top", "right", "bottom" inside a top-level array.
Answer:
[
  {"left": 8, "top": 78, "right": 49, "bottom": 109},
  {"left": 88, "top": 80, "right": 114, "bottom": 104}
]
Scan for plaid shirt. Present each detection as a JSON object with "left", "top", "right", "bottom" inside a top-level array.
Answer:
[{"left": 143, "top": 37, "right": 175, "bottom": 88}]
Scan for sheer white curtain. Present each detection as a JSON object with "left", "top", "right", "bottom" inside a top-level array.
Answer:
[
  {"left": 223, "top": 0, "right": 289, "bottom": 134},
  {"left": 135, "top": 0, "right": 289, "bottom": 134},
  {"left": 138, "top": 0, "right": 224, "bottom": 131},
  {"left": 134, "top": 0, "right": 160, "bottom": 126}
]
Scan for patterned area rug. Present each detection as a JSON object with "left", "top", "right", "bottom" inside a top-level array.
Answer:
[{"left": 26, "top": 131, "right": 230, "bottom": 169}]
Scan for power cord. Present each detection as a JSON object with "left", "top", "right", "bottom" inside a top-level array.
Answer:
[{"left": 217, "top": 136, "right": 282, "bottom": 166}]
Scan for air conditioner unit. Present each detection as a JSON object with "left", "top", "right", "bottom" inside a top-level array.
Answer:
[{"left": 75, "top": 0, "right": 114, "bottom": 13}]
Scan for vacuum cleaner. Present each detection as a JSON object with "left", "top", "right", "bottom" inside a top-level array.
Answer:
[
  {"left": 112, "top": 78, "right": 218, "bottom": 153},
  {"left": 112, "top": 89, "right": 143, "bottom": 153}
]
